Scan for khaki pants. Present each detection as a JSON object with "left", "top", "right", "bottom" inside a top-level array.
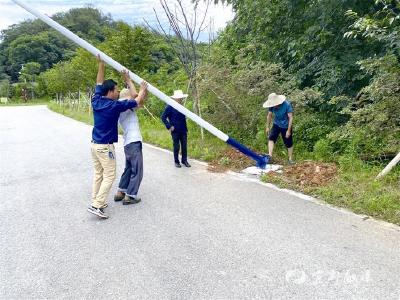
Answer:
[{"left": 91, "top": 143, "right": 116, "bottom": 208}]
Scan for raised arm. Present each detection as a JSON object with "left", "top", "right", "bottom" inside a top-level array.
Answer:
[
  {"left": 96, "top": 54, "right": 105, "bottom": 85},
  {"left": 266, "top": 111, "right": 272, "bottom": 135},
  {"left": 121, "top": 70, "right": 138, "bottom": 99},
  {"left": 114, "top": 81, "right": 148, "bottom": 113},
  {"left": 134, "top": 81, "right": 149, "bottom": 107},
  {"left": 161, "top": 106, "right": 172, "bottom": 130},
  {"left": 286, "top": 112, "right": 293, "bottom": 138}
]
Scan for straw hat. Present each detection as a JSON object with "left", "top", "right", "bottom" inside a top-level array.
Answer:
[
  {"left": 170, "top": 90, "right": 188, "bottom": 100},
  {"left": 119, "top": 88, "right": 131, "bottom": 100},
  {"left": 262, "top": 93, "right": 286, "bottom": 108}
]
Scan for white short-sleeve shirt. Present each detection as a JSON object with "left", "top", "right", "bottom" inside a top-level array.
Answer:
[{"left": 118, "top": 102, "right": 143, "bottom": 146}]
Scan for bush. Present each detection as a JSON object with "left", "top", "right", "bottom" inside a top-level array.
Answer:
[
  {"left": 294, "top": 113, "right": 334, "bottom": 152},
  {"left": 313, "top": 139, "right": 334, "bottom": 161}
]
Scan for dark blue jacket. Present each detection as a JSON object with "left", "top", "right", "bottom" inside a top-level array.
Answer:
[
  {"left": 161, "top": 105, "right": 187, "bottom": 133},
  {"left": 92, "top": 85, "right": 137, "bottom": 144}
]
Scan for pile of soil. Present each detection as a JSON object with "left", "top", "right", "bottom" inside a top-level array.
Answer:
[
  {"left": 207, "top": 148, "right": 338, "bottom": 188},
  {"left": 208, "top": 148, "right": 253, "bottom": 173},
  {"left": 283, "top": 161, "right": 338, "bottom": 187}
]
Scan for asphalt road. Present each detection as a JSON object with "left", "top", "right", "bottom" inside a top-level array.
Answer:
[{"left": 0, "top": 105, "right": 399, "bottom": 300}]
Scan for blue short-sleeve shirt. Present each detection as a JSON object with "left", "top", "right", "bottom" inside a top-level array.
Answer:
[
  {"left": 268, "top": 100, "right": 293, "bottom": 129},
  {"left": 91, "top": 85, "right": 138, "bottom": 144}
]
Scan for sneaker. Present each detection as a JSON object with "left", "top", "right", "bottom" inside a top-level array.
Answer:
[
  {"left": 288, "top": 160, "right": 295, "bottom": 165},
  {"left": 101, "top": 203, "right": 108, "bottom": 209},
  {"left": 182, "top": 161, "right": 191, "bottom": 168},
  {"left": 122, "top": 196, "right": 142, "bottom": 205},
  {"left": 175, "top": 162, "right": 182, "bottom": 168},
  {"left": 114, "top": 192, "right": 125, "bottom": 202},
  {"left": 87, "top": 206, "right": 109, "bottom": 219}
]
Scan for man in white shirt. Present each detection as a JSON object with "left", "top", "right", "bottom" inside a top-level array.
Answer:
[{"left": 114, "top": 74, "right": 148, "bottom": 205}]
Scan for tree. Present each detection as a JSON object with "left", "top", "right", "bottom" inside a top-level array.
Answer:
[
  {"left": 53, "top": 6, "right": 114, "bottom": 43},
  {"left": 327, "top": 0, "right": 400, "bottom": 159},
  {"left": 19, "top": 62, "right": 41, "bottom": 83},
  {"left": 150, "top": 0, "right": 213, "bottom": 139},
  {"left": 0, "top": 80, "right": 11, "bottom": 98},
  {"left": 0, "top": 7, "right": 115, "bottom": 82},
  {"left": 213, "top": 0, "right": 380, "bottom": 99},
  {"left": 101, "top": 23, "right": 159, "bottom": 75}
]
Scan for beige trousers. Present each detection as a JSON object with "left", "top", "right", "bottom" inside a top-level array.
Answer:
[{"left": 91, "top": 143, "right": 116, "bottom": 208}]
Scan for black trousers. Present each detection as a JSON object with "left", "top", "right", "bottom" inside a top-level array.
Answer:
[
  {"left": 171, "top": 131, "right": 187, "bottom": 163},
  {"left": 268, "top": 124, "right": 293, "bottom": 148}
]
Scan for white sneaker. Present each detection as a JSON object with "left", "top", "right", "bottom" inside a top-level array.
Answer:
[{"left": 87, "top": 206, "right": 109, "bottom": 219}]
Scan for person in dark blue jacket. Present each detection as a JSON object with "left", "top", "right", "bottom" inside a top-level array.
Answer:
[
  {"left": 88, "top": 55, "right": 148, "bottom": 219},
  {"left": 161, "top": 90, "right": 191, "bottom": 168}
]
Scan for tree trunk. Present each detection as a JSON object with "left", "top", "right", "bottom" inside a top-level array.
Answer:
[
  {"left": 77, "top": 90, "right": 80, "bottom": 112},
  {"left": 88, "top": 91, "right": 91, "bottom": 117},
  {"left": 192, "top": 79, "right": 204, "bottom": 140}
]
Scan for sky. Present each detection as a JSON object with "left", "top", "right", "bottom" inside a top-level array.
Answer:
[{"left": 0, "top": 0, "right": 234, "bottom": 41}]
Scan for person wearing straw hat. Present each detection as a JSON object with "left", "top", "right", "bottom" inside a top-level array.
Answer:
[
  {"left": 113, "top": 75, "right": 148, "bottom": 205},
  {"left": 263, "top": 93, "right": 294, "bottom": 164},
  {"left": 161, "top": 90, "right": 191, "bottom": 168}
]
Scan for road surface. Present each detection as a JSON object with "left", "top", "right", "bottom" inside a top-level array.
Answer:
[{"left": 0, "top": 105, "right": 399, "bottom": 299}]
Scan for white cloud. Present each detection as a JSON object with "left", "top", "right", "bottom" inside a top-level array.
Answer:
[{"left": 0, "top": 0, "right": 234, "bottom": 40}]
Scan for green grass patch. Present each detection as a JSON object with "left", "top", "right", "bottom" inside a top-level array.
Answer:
[
  {"left": 48, "top": 102, "right": 93, "bottom": 125},
  {"left": 0, "top": 98, "right": 51, "bottom": 106},
  {"left": 315, "top": 162, "right": 400, "bottom": 225}
]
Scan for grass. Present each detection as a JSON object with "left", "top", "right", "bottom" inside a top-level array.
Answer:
[
  {"left": 48, "top": 102, "right": 400, "bottom": 225},
  {"left": 314, "top": 161, "right": 400, "bottom": 225},
  {"left": 0, "top": 98, "right": 51, "bottom": 106},
  {"left": 48, "top": 102, "right": 94, "bottom": 125},
  {"left": 140, "top": 116, "right": 229, "bottom": 162}
]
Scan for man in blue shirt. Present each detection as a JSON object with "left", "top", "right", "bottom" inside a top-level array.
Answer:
[
  {"left": 88, "top": 55, "right": 148, "bottom": 219},
  {"left": 161, "top": 90, "right": 191, "bottom": 168},
  {"left": 263, "top": 93, "right": 294, "bottom": 164}
]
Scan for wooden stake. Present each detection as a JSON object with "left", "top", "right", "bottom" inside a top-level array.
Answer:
[{"left": 376, "top": 152, "right": 400, "bottom": 179}]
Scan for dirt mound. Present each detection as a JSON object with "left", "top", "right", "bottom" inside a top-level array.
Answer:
[
  {"left": 283, "top": 161, "right": 338, "bottom": 187},
  {"left": 207, "top": 149, "right": 338, "bottom": 188},
  {"left": 208, "top": 148, "right": 253, "bottom": 173}
]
